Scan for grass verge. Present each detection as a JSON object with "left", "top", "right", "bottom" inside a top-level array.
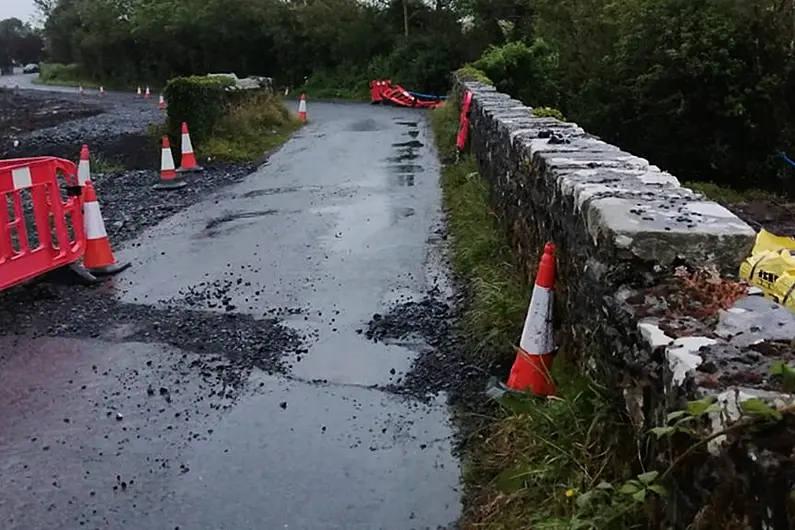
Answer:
[
  {"left": 198, "top": 91, "right": 303, "bottom": 163},
  {"left": 34, "top": 63, "right": 163, "bottom": 92},
  {"left": 430, "top": 100, "right": 643, "bottom": 530}
]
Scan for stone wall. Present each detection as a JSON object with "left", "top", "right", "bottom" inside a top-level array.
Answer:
[{"left": 454, "top": 75, "right": 795, "bottom": 529}]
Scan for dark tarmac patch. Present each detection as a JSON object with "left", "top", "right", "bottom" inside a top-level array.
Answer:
[
  {"left": 392, "top": 140, "right": 424, "bottom": 149},
  {"left": 362, "top": 287, "right": 490, "bottom": 406},
  {"left": 241, "top": 186, "right": 307, "bottom": 198},
  {"left": 347, "top": 118, "right": 381, "bottom": 132},
  {"left": 404, "top": 130, "right": 420, "bottom": 139},
  {"left": 202, "top": 210, "right": 279, "bottom": 237},
  {"left": 394, "top": 121, "right": 418, "bottom": 127},
  {"left": 0, "top": 282, "right": 303, "bottom": 393}
]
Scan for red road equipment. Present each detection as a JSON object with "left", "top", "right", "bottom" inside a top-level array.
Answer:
[
  {"left": 177, "top": 122, "right": 203, "bottom": 173},
  {"left": 81, "top": 181, "right": 130, "bottom": 275},
  {"left": 77, "top": 144, "right": 91, "bottom": 186},
  {"left": 158, "top": 94, "right": 166, "bottom": 110},
  {"left": 369, "top": 79, "right": 445, "bottom": 109},
  {"left": 136, "top": 86, "right": 142, "bottom": 98},
  {"left": 456, "top": 90, "right": 473, "bottom": 153},
  {"left": 145, "top": 86, "right": 151, "bottom": 99},
  {"left": 505, "top": 243, "right": 558, "bottom": 396},
  {"left": 154, "top": 136, "right": 186, "bottom": 190},
  {"left": 298, "top": 94, "right": 308, "bottom": 121},
  {"left": 99, "top": 86, "right": 105, "bottom": 97},
  {"left": 0, "top": 156, "right": 86, "bottom": 292}
]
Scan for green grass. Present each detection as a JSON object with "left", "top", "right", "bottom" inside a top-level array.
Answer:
[
  {"left": 430, "top": 100, "right": 641, "bottom": 530},
  {"left": 198, "top": 90, "right": 302, "bottom": 163},
  {"left": 35, "top": 62, "right": 163, "bottom": 92},
  {"left": 683, "top": 180, "right": 777, "bottom": 204}
]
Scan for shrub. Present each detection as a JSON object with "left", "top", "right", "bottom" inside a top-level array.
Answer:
[
  {"left": 472, "top": 40, "right": 560, "bottom": 107},
  {"left": 199, "top": 90, "right": 300, "bottom": 162},
  {"left": 454, "top": 65, "right": 493, "bottom": 85},
  {"left": 38, "top": 62, "right": 81, "bottom": 83},
  {"left": 164, "top": 75, "right": 236, "bottom": 144},
  {"left": 533, "top": 106, "right": 566, "bottom": 121}
]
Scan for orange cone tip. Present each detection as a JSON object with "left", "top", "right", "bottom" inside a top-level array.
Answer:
[{"left": 506, "top": 242, "right": 557, "bottom": 396}]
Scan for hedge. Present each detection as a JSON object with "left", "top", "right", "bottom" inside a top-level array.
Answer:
[{"left": 164, "top": 75, "right": 236, "bottom": 144}]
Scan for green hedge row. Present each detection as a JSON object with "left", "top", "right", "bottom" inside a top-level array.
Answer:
[{"left": 164, "top": 75, "right": 236, "bottom": 144}]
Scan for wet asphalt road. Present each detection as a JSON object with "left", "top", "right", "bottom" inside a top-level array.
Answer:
[{"left": 0, "top": 91, "right": 460, "bottom": 528}]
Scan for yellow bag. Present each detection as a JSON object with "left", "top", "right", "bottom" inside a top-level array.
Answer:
[{"left": 739, "top": 229, "right": 795, "bottom": 309}]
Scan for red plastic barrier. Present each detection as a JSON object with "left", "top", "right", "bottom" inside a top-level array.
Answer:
[
  {"left": 0, "top": 157, "right": 85, "bottom": 291},
  {"left": 371, "top": 79, "right": 443, "bottom": 109},
  {"left": 456, "top": 90, "right": 474, "bottom": 152},
  {"left": 370, "top": 80, "right": 386, "bottom": 103}
]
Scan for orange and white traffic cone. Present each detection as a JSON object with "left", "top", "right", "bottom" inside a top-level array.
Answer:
[
  {"left": 136, "top": 86, "right": 142, "bottom": 98},
  {"left": 154, "top": 136, "right": 187, "bottom": 190},
  {"left": 177, "top": 122, "right": 203, "bottom": 173},
  {"left": 99, "top": 86, "right": 104, "bottom": 97},
  {"left": 505, "top": 242, "right": 558, "bottom": 396},
  {"left": 77, "top": 144, "right": 91, "bottom": 186},
  {"left": 158, "top": 94, "right": 166, "bottom": 110},
  {"left": 145, "top": 86, "right": 151, "bottom": 99},
  {"left": 297, "top": 93, "right": 307, "bottom": 121},
  {"left": 82, "top": 181, "right": 130, "bottom": 275}
]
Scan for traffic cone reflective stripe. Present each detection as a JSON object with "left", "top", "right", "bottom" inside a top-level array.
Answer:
[
  {"left": 154, "top": 136, "right": 187, "bottom": 190},
  {"left": 177, "top": 122, "right": 203, "bottom": 172},
  {"left": 136, "top": 86, "right": 142, "bottom": 98},
  {"left": 506, "top": 242, "right": 557, "bottom": 396},
  {"left": 78, "top": 144, "right": 91, "bottom": 186},
  {"left": 298, "top": 94, "right": 307, "bottom": 121},
  {"left": 145, "top": 86, "right": 151, "bottom": 99},
  {"left": 82, "top": 182, "right": 130, "bottom": 275},
  {"left": 158, "top": 94, "right": 166, "bottom": 110}
]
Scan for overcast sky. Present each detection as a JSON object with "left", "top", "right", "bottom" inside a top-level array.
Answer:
[{"left": 1, "top": 0, "right": 38, "bottom": 24}]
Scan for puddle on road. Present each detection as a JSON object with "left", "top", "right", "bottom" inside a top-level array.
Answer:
[
  {"left": 388, "top": 164, "right": 425, "bottom": 174},
  {"left": 386, "top": 151, "right": 420, "bottom": 163},
  {"left": 201, "top": 210, "right": 278, "bottom": 237},
  {"left": 241, "top": 186, "right": 320, "bottom": 198},
  {"left": 392, "top": 140, "right": 424, "bottom": 149},
  {"left": 383, "top": 137, "right": 425, "bottom": 187}
]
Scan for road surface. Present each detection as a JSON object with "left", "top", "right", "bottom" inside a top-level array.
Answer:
[{"left": 0, "top": 83, "right": 460, "bottom": 529}]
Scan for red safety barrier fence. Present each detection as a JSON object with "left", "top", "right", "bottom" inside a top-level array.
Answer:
[
  {"left": 370, "top": 79, "right": 444, "bottom": 109},
  {"left": 456, "top": 90, "right": 474, "bottom": 153},
  {"left": 0, "top": 156, "right": 85, "bottom": 291}
]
